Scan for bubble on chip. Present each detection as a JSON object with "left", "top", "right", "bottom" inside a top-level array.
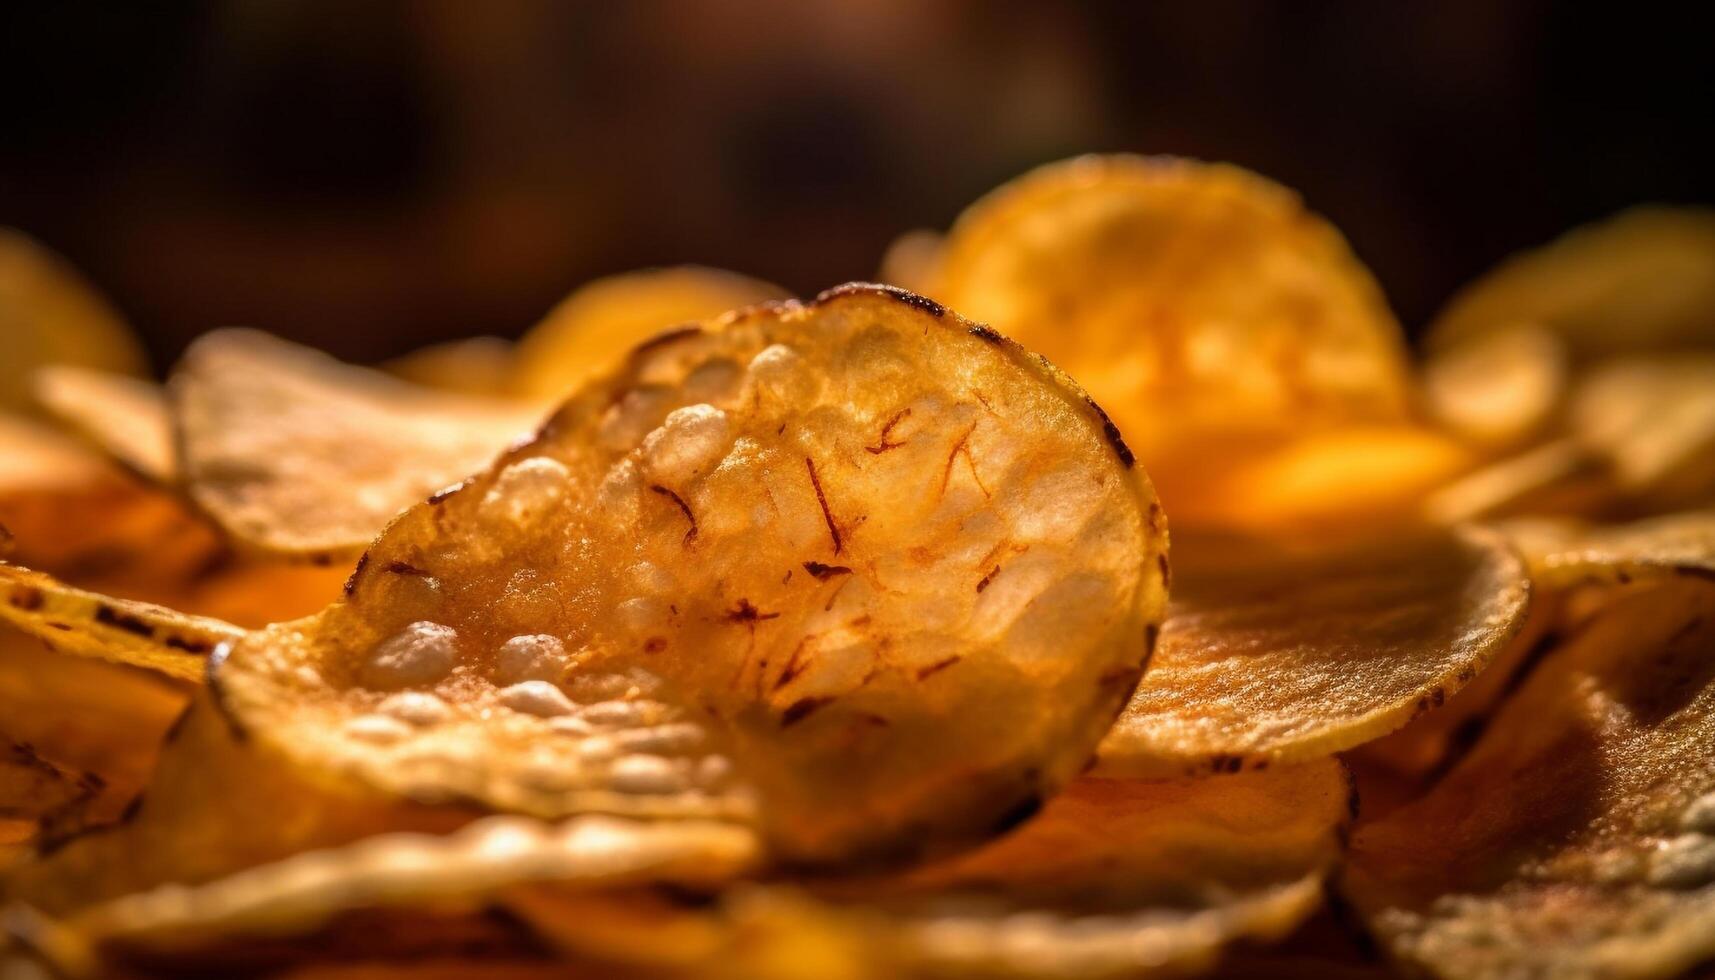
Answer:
[
  {"left": 213, "top": 284, "right": 1168, "bottom": 867},
  {"left": 172, "top": 329, "right": 543, "bottom": 561},
  {"left": 513, "top": 267, "right": 790, "bottom": 403},
  {"left": 1344, "top": 577, "right": 1715, "bottom": 980},
  {"left": 1096, "top": 526, "right": 1529, "bottom": 777},
  {"left": 1569, "top": 354, "right": 1715, "bottom": 511},
  {"left": 31, "top": 367, "right": 176, "bottom": 483},
  {"left": 0, "top": 229, "right": 147, "bottom": 413},
  {"left": 511, "top": 762, "right": 1353, "bottom": 980},
  {"left": 935, "top": 154, "right": 1413, "bottom": 504},
  {"left": 1424, "top": 323, "right": 1568, "bottom": 451},
  {"left": 384, "top": 336, "right": 518, "bottom": 398},
  {"left": 0, "top": 563, "right": 245, "bottom": 682},
  {"left": 1427, "top": 207, "right": 1715, "bottom": 364}
]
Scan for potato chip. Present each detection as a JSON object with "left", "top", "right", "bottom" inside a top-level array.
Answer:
[
  {"left": 216, "top": 284, "right": 1167, "bottom": 866},
  {"left": 876, "top": 229, "right": 946, "bottom": 299},
  {"left": 0, "top": 562, "right": 243, "bottom": 681},
  {"left": 1570, "top": 355, "right": 1715, "bottom": 511},
  {"left": 514, "top": 268, "right": 791, "bottom": 403},
  {"left": 31, "top": 366, "right": 175, "bottom": 483},
  {"left": 1, "top": 741, "right": 96, "bottom": 823},
  {"left": 173, "top": 329, "right": 542, "bottom": 561},
  {"left": 1502, "top": 510, "right": 1715, "bottom": 593},
  {"left": 385, "top": 337, "right": 519, "bottom": 399},
  {"left": 1427, "top": 207, "right": 1715, "bottom": 363},
  {"left": 512, "top": 763, "right": 1352, "bottom": 980},
  {"left": 1423, "top": 323, "right": 1568, "bottom": 451},
  {"left": 1423, "top": 439, "right": 1615, "bottom": 524},
  {"left": 0, "top": 229, "right": 147, "bottom": 413},
  {"left": 1097, "top": 526, "right": 1529, "bottom": 777},
  {"left": 1344, "top": 578, "right": 1715, "bottom": 979},
  {"left": 936, "top": 155, "right": 1413, "bottom": 467}
]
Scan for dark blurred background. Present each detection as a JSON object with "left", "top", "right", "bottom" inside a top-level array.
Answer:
[{"left": 2, "top": 1, "right": 1711, "bottom": 370}]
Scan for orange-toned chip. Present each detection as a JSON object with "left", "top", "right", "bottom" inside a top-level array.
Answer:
[
  {"left": 1423, "top": 324, "right": 1568, "bottom": 451},
  {"left": 876, "top": 229, "right": 946, "bottom": 299},
  {"left": 512, "top": 762, "right": 1353, "bottom": 980},
  {"left": 33, "top": 367, "right": 176, "bottom": 483},
  {"left": 216, "top": 285, "right": 1166, "bottom": 867},
  {"left": 1427, "top": 207, "right": 1715, "bottom": 363},
  {"left": 937, "top": 155, "right": 1413, "bottom": 476},
  {"left": 1097, "top": 526, "right": 1529, "bottom": 777},
  {"left": 385, "top": 337, "right": 518, "bottom": 399},
  {"left": 173, "top": 329, "right": 542, "bottom": 562},
  {"left": 0, "top": 229, "right": 147, "bottom": 413},
  {"left": 514, "top": 268, "right": 790, "bottom": 403},
  {"left": 1569, "top": 355, "right": 1715, "bottom": 511},
  {"left": 1344, "top": 578, "right": 1715, "bottom": 980}
]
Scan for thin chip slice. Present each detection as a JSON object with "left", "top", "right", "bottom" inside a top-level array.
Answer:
[
  {"left": 58, "top": 813, "right": 756, "bottom": 957},
  {"left": 1503, "top": 510, "right": 1715, "bottom": 592},
  {"left": 1570, "top": 355, "right": 1715, "bottom": 510},
  {"left": 1097, "top": 526, "right": 1529, "bottom": 777},
  {"left": 385, "top": 336, "right": 518, "bottom": 398},
  {"left": 1423, "top": 323, "right": 1568, "bottom": 451},
  {"left": 173, "top": 329, "right": 542, "bottom": 561},
  {"left": 1344, "top": 578, "right": 1715, "bottom": 980},
  {"left": 218, "top": 284, "right": 1167, "bottom": 866},
  {"left": 0, "top": 562, "right": 243, "bottom": 681},
  {"left": 32, "top": 366, "right": 176, "bottom": 482},
  {"left": 514, "top": 267, "right": 791, "bottom": 403},
  {"left": 512, "top": 762, "right": 1353, "bottom": 980},
  {"left": 0, "top": 229, "right": 147, "bottom": 412},
  {"left": 1424, "top": 439, "right": 1616, "bottom": 524},
  {"left": 936, "top": 155, "right": 1413, "bottom": 468},
  {"left": 1427, "top": 207, "right": 1715, "bottom": 363},
  {"left": 876, "top": 229, "right": 946, "bottom": 299}
]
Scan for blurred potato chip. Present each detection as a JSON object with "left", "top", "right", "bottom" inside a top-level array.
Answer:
[
  {"left": 385, "top": 336, "right": 519, "bottom": 398},
  {"left": 173, "top": 329, "right": 543, "bottom": 561},
  {"left": 1, "top": 741, "right": 96, "bottom": 824},
  {"left": 32, "top": 366, "right": 177, "bottom": 483},
  {"left": 0, "top": 229, "right": 147, "bottom": 413},
  {"left": 1424, "top": 439, "right": 1616, "bottom": 524},
  {"left": 0, "top": 562, "right": 243, "bottom": 682},
  {"left": 1097, "top": 526, "right": 1529, "bottom": 777},
  {"left": 1570, "top": 355, "right": 1715, "bottom": 510},
  {"left": 514, "top": 763, "right": 1352, "bottom": 980},
  {"left": 514, "top": 267, "right": 791, "bottom": 403},
  {"left": 216, "top": 285, "right": 1167, "bottom": 866},
  {"left": 876, "top": 229, "right": 946, "bottom": 299},
  {"left": 936, "top": 155, "right": 1413, "bottom": 476},
  {"left": 1344, "top": 578, "right": 1715, "bottom": 980},
  {"left": 1428, "top": 207, "right": 1715, "bottom": 363},
  {"left": 1423, "top": 324, "right": 1568, "bottom": 451}
]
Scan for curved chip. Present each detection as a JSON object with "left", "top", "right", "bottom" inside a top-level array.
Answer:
[
  {"left": 1502, "top": 510, "right": 1715, "bottom": 592},
  {"left": 1097, "top": 526, "right": 1529, "bottom": 777},
  {"left": 1423, "top": 323, "right": 1568, "bottom": 451},
  {"left": 0, "top": 563, "right": 243, "bottom": 681},
  {"left": 936, "top": 155, "right": 1412, "bottom": 481},
  {"left": 1570, "top": 355, "right": 1715, "bottom": 511},
  {"left": 32, "top": 367, "right": 176, "bottom": 483},
  {"left": 1344, "top": 578, "right": 1715, "bottom": 980},
  {"left": 512, "top": 763, "right": 1353, "bottom": 980},
  {"left": 514, "top": 267, "right": 791, "bottom": 403},
  {"left": 1428, "top": 207, "right": 1715, "bottom": 363},
  {"left": 0, "top": 229, "right": 147, "bottom": 413},
  {"left": 1424, "top": 439, "right": 1616, "bottom": 525},
  {"left": 876, "top": 229, "right": 946, "bottom": 299},
  {"left": 173, "top": 329, "right": 542, "bottom": 561},
  {"left": 217, "top": 284, "right": 1167, "bottom": 866}
]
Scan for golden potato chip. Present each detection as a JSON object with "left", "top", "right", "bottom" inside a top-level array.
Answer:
[
  {"left": 1344, "top": 578, "right": 1715, "bottom": 979},
  {"left": 31, "top": 366, "right": 175, "bottom": 483},
  {"left": 0, "top": 415, "right": 216, "bottom": 587},
  {"left": 1423, "top": 323, "right": 1568, "bottom": 451},
  {"left": 876, "top": 229, "right": 946, "bottom": 299},
  {"left": 0, "top": 742, "right": 95, "bottom": 823},
  {"left": 385, "top": 336, "right": 519, "bottom": 398},
  {"left": 1423, "top": 439, "right": 1615, "bottom": 524},
  {"left": 1570, "top": 355, "right": 1715, "bottom": 511},
  {"left": 1428, "top": 207, "right": 1715, "bottom": 363},
  {"left": 217, "top": 284, "right": 1167, "bottom": 866},
  {"left": 514, "top": 267, "right": 791, "bottom": 403},
  {"left": 173, "top": 329, "right": 542, "bottom": 561},
  {"left": 1502, "top": 510, "right": 1715, "bottom": 592},
  {"left": 1097, "top": 526, "right": 1529, "bottom": 777},
  {"left": 0, "top": 562, "right": 242, "bottom": 681},
  {"left": 513, "top": 763, "right": 1352, "bottom": 980},
  {"left": 59, "top": 813, "right": 755, "bottom": 956},
  {"left": 0, "top": 229, "right": 146, "bottom": 413},
  {"left": 936, "top": 155, "right": 1413, "bottom": 466}
]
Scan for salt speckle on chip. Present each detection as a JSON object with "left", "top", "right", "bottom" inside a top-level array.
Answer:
[{"left": 498, "top": 680, "right": 577, "bottom": 718}]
